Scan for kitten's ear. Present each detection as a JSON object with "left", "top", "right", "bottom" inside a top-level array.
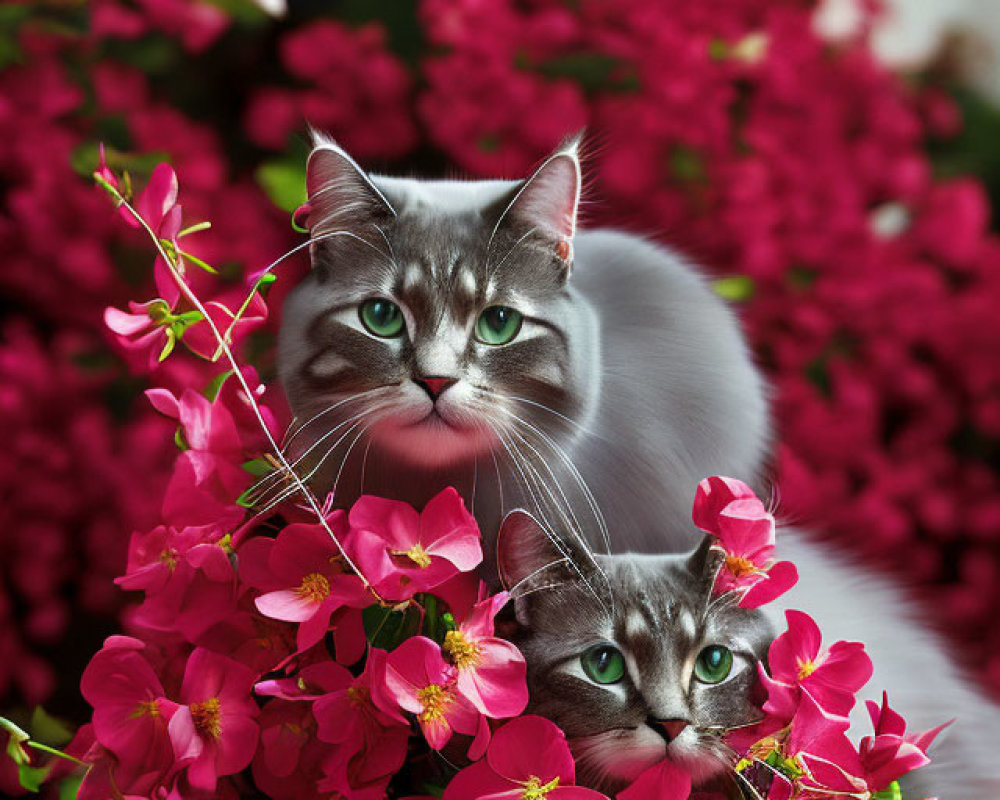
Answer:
[
  {"left": 495, "top": 133, "right": 582, "bottom": 266},
  {"left": 497, "top": 510, "right": 584, "bottom": 623},
  {"left": 300, "top": 135, "right": 395, "bottom": 236},
  {"left": 686, "top": 535, "right": 721, "bottom": 588}
]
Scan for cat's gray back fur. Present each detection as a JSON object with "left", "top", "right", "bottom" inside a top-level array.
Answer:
[{"left": 569, "top": 229, "right": 769, "bottom": 552}]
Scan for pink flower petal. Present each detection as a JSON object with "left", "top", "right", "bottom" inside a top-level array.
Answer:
[
  {"left": 487, "top": 715, "right": 575, "bottom": 786},
  {"left": 768, "top": 610, "right": 823, "bottom": 681},
  {"left": 739, "top": 560, "right": 799, "bottom": 608},
  {"left": 136, "top": 163, "right": 179, "bottom": 230},
  {"left": 255, "top": 588, "right": 319, "bottom": 622},
  {"left": 692, "top": 475, "right": 757, "bottom": 534},
  {"left": 618, "top": 759, "right": 691, "bottom": 800}
]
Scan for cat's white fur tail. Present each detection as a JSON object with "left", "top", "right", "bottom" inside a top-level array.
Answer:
[{"left": 770, "top": 532, "right": 1000, "bottom": 798}]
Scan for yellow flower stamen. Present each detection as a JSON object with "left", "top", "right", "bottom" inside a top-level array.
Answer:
[
  {"left": 159, "top": 549, "right": 178, "bottom": 570},
  {"left": 797, "top": 659, "right": 817, "bottom": 680},
  {"left": 443, "top": 630, "right": 481, "bottom": 670},
  {"left": 130, "top": 700, "right": 160, "bottom": 719},
  {"left": 417, "top": 683, "right": 451, "bottom": 723},
  {"left": 297, "top": 572, "right": 331, "bottom": 604},
  {"left": 190, "top": 696, "right": 222, "bottom": 740},
  {"left": 402, "top": 543, "right": 432, "bottom": 569},
  {"left": 522, "top": 775, "right": 560, "bottom": 800},
  {"left": 724, "top": 554, "right": 760, "bottom": 578},
  {"left": 347, "top": 686, "right": 369, "bottom": 708}
]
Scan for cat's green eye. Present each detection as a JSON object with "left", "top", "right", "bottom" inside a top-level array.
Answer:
[
  {"left": 581, "top": 644, "right": 626, "bottom": 685},
  {"left": 693, "top": 645, "right": 734, "bottom": 685},
  {"left": 359, "top": 298, "right": 405, "bottom": 338},
  {"left": 475, "top": 305, "right": 523, "bottom": 346}
]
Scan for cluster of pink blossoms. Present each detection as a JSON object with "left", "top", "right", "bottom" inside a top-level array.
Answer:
[
  {"left": 0, "top": 158, "right": 945, "bottom": 800},
  {"left": 693, "top": 478, "right": 946, "bottom": 800}
]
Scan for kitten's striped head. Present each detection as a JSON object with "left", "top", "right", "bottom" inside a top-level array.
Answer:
[
  {"left": 278, "top": 135, "right": 595, "bottom": 470},
  {"left": 499, "top": 511, "right": 774, "bottom": 795}
]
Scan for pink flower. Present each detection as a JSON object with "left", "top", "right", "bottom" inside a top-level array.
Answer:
[
  {"left": 183, "top": 291, "right": 268, "bottom": 362},
  {"left": 168, "top": 648, "right": 260, "bottom": 792},
  {"left": 79, "top": 636, "right": 175, "bottom": 773},
  {"left": 380, "top": 635, "right": 487, "bottom": 753},
  {"left": 767, "top": 610, "right": 874, "bottom": 717},
  {"left": 313, "top": 650, "right": 411, "bottom": 800},
  {"left": 252, "top": 662, "right": 348, "bottom": 800},
  {"left": 618, "top": 759, "right": 691, "bottom": 800},
  {"left": 858, "top": 692, "right": 951, "bottom": 791},
  {"left": 343, "top": 487, "right": 483, "bottom": 602},
  {"left": 443, "top": 591, "right": 529, "bottom": 718},
  {"left": 444, "top": 715, "right": 608, "bottom": 800},
  {"left": 692, "top": 476, "right": 798, "bottom": 608},
  {"left": 104, "top": 299, "right": 201, "bottom": 370},
  {"left": 245, "top": 517, "right": 370, "bottom": 652},
  {"left": 121, "top": 531, "right": 238, "bottom": 642}
]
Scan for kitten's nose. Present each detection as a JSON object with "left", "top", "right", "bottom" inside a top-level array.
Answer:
[
  {"left": 416, "top": 376, "right": 456, "bottom": 400},
  {"left": 648, "top": 717, "right": 689, "bottom": 742}
]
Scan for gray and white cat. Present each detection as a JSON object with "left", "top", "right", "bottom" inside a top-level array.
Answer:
[{"left": 277, "top": 135, "right": 1000, "bottom": 797}]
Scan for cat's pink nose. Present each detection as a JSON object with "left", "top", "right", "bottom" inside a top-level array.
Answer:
[
  {"left": 652, "top": 718, "right": 688, "bottom": 741},
  {"left": 417, "top": 376, "right": 456, "bottom": 399}
]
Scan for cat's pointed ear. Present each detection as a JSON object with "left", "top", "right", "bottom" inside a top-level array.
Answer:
[
  {"left": 495, "top": 133, "right": 583, "bottom": 267},
  {"left": 300, "top": 134, "right": 395, "bottom": 236},
  {"left": 686, "top": 535, "right": 721, "bottom": 588},
  {"left": 497, "top": 510, "right": 584, "bottom": 622}
]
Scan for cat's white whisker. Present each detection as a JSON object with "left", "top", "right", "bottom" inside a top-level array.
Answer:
[
  {"left": 503, "top": 410, "right": 612, "bottom": 559},
  {"left": 490, "top": 423, "right": 610, "bottom": 612},
  {"left": 487, "top": 226, "right": 538, "bottom": 275},
  {"left": 247, "top": 405, "right": 375, "bottom": 501},
  {"left": 254, "top": 402, "right": 393, "bottom": 513},
  {"left": 504, "top": 394, "right": 599, "bottom": 438},
  {"left": 506, "top": 556, "right": 572, "bottom": 597}
]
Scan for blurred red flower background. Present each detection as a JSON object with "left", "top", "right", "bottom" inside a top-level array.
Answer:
[{"left": 1, "top": 0, "right": 998, "bottom": 733}]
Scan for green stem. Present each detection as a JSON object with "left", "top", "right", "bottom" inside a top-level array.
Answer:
[
  {"left": 91, "top": 174, "right": 378, "bottom": 597},
  {"left": 25, "top": 742, "right": 85, "bottom": 767}
]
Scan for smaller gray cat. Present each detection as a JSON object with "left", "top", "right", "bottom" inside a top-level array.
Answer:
[{"left": 497, "top": 510, "right": 775, "bottom": 795}]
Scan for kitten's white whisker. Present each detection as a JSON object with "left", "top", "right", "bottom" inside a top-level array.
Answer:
[{"left": 506, "top": 557, "right": 571, "bottom": 597}]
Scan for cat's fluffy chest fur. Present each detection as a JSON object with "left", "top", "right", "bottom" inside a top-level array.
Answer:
[{"left": 279, "top": 135, "right": 1000, "bottom": 797}]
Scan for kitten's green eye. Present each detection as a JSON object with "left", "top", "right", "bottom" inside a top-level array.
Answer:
[
  {"left": 475, "top": 305, "right": 523, "bottom": 345},
  {"left": 693, "top": 645, "right": 733, "bottom": 684},
  {"left": 359, "top": 298, "right": 404, "bottom": 338},
  {"left": 581, "top": 645, "right": 626, "bottom": 685}
]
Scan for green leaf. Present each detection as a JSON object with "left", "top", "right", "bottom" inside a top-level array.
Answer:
[
  {"left": 179, "top": 250, "right": 219, "bottom": 275},
  {"left": 19, "top": 762, "right": 50, "bottom": 793},
  {"left": 203, "top": 370, "right": 233, "bottom": 402},
  {"left": 178, "top": 221, "right": 212, "bottom": 238},
  {"left": 362, "top": 603, "right": 422, "bottom": 651},
  {"left": 255, "top": 272, "right": 277, "bottom": 293},
  {"left": 872, "top": 782, "right": 902, "bottom": 800},
  {"left": 711, "top": 275, "right": 755, "bottom": 302},
  {"left": 256, "top": 158, "right": 307, "bottom": 214},
  {"left": 59, "top": 774, "right": 83, "bottom": 800},
  {"left": 29, "top": 708, "right": 73, "bottom": 747},
  {"left": 158, "top": 328, "right": 176, "bottom": 362},
  {"left": 2, "top": 716, "right": 31, "bottom": 765},
  {"left": 242, "top": 458, "right": 273, "bottom": 478}
]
